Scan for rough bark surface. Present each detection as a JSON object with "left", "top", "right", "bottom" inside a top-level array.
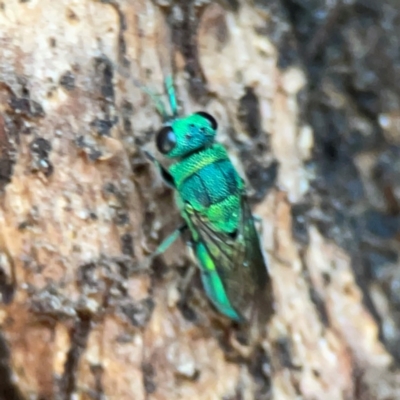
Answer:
[{"left": 0, "top": 1, "right": 399, "bottom": 400}]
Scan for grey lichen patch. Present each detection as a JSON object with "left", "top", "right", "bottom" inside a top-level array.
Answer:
[
  {"left": 29, "top": 137, "right": 53, "bottom": 177},
  {"left": 75, "top": 135, "right": 103, "bottom": 161},
  {"left": 120, "top": 297, "right": 155, "bottom": 328},
  {"left": 120, "top": 233, "right": 134, "bottom": 257},
  {"left": 59, "top": 71, "right": 76, "bottom": 91},
  {"left": 29, "top": 286, "right": 77, "bottom": 320},
  {"left": 87, "top": 56, "right": 119, "bottom": 141},
  {"left": 77, "top": 258, "right": 127, "bottom": 295},
  {"left": 93, "top": 56, "right": 115, "bottom": 104},
  {"left": 90, "top": 117, "right": 118, "bottom": 137},
  {"left": 77, "top": 263, "right": 98, "bottom": 289},
  {"left": 76, "top": 256, "right": 149, "bottom": 319},
  {"left": 9, "top": 97, "right": 45, "bottom": 119},
  {"left": 142, "top": 362, "right": 157, "bottom": 394}
]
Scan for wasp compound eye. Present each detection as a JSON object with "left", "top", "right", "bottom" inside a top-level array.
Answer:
[
  {"left": 156, "top": 126, "right": 176, "bottom": 154},
  {"left": 195, "top": 111, "right": 218, "bottom": 131}
]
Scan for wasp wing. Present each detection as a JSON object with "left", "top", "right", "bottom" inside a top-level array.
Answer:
[{"left": 188, "top": 193, "right": 272, "bottom": 321}]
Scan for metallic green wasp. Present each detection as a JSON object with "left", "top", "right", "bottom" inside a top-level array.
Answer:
[{"left": 142, "top": 77, "right": 271, "bottom": 323}]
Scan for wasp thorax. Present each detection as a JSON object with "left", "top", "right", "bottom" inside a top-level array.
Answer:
[{"left": 156, "top": 126, "right": 177, "bottom": 154}]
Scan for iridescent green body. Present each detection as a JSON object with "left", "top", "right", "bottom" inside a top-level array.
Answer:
[
  {"left": 145, "top": 78, "right": 270, "bottom": 322},
  {"left": 169, "top": 142, "right": 244, "bottom": 320}
]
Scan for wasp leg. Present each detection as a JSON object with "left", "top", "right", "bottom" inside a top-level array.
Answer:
[
  {"left": 152, "top": 224, "right": 188, "bottom": 258},
  {"left": 137, "top": 224, "right": 188, "bottom": 270},
  {"left": 178, "top": 264, "right": 197, "bottom": 304},
  {"left": 144, "top": 150, "right": 176, "bottom": 188}
]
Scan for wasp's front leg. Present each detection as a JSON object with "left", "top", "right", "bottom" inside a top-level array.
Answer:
[{"left": 143, "top": 150, "right": 175, "bottom": 188}]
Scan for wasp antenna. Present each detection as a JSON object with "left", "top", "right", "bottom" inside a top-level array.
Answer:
[
  {"left": 132, "top": 78, "right": 169, "bottom": 121},
  {"left": 164, "top": 75, "right": 179, "bottom": 117}
]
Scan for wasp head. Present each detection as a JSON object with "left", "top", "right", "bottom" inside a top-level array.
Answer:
[{"left": 156, "top": 112, "right": 218, "bottom": 158}]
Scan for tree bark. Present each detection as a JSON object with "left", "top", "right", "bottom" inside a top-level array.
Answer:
[{"left": 0, "top": 1, "right": 399, "bottom": 399}]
